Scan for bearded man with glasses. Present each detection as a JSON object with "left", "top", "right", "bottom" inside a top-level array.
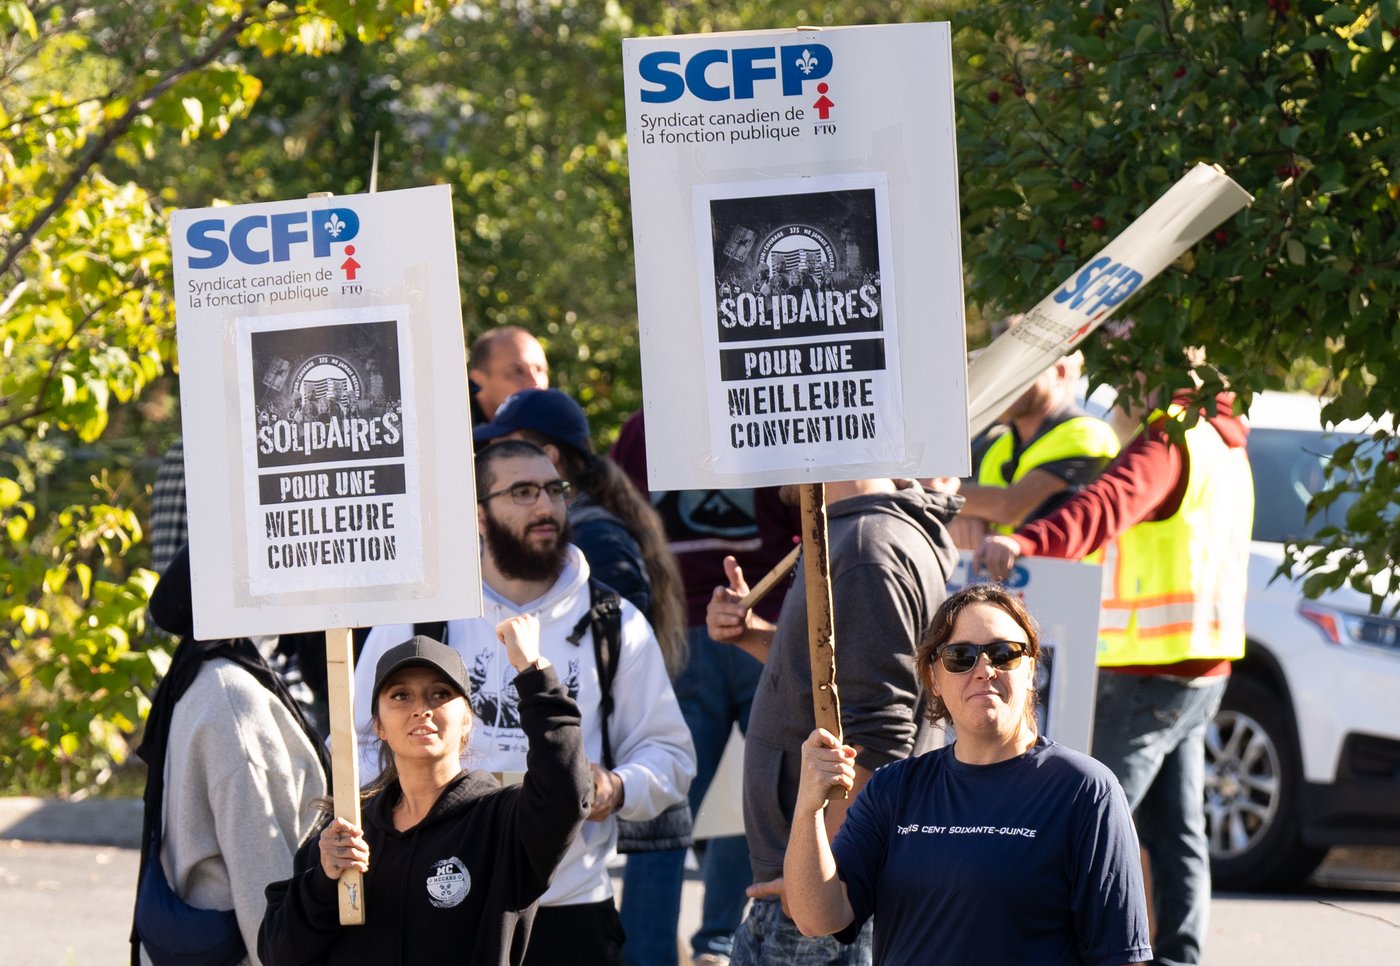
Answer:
[{"left": 354, "top": 439, "right": 695, "bottom": 966}]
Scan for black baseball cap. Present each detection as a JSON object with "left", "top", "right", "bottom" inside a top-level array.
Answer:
[{"left": 371, "top": 635, "right": 470, "bottom": 707}]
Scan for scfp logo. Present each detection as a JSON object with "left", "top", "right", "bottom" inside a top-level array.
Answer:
[
  {"left": 185, "top": 207, "right": 360, "bottom": 270},
  {"left": 638, "top": 44, "right": 833, "bottom": 103},
  {"left": 1052, "top": 256, "right": 1143, "bottom": 317}
]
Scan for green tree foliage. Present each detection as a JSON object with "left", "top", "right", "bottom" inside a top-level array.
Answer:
[
  {"left": 11, "top": 0, "right": 1399, "bottom": 793},
  {"left": 0, "top": 0, "right": 445, "bottom": 793},
  {"left": 952, "top": 1, "right": 1400, "bottom": 605}
]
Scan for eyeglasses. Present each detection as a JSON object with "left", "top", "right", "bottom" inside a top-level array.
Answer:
[
  {"left": 936, "top": 640, "right": 1029, "bottom": 674},
  {"left": 478, "top": 479, "right": 571, "bottom": 505}
]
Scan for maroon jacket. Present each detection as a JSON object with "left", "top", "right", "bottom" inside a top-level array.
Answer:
[{"left": 1012, "top": 392, "right": 1249, "bottom": 677}]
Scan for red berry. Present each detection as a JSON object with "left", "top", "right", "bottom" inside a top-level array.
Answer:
[
  {"left": 1013, "top": 84, "right": 1026, "bottom": 97},
  {"left": 1071, "top": 181, "right": 1084, "bottom": 191},
  {"left": 1091, "top": 216, "right": 1106, "bottom": 231},
  {"left": 1386, "top": 450, "right": 1398, "bottom": 463},
  {"left": 987, "top": 90, "right": 1001, "bottom": 104},
  {"left": 1056, "top": 237, "right": 1068, "bottom": 251},
  {"left": 1173, "top": 65, "right": 1186, "bottom": 78},
  {"left": 1214, "top": 229, "right": 1229, "bottom": 243}
]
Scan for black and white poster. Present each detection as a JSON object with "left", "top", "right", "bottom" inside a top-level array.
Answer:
[
  {"left": 250, "top": 320, "right": 405, "bottom": 468},
  {"left": 695, "top": 175, "right": 904, "bottom": 475},
  {"left": 237, "top": 308, "right": 423, "bottom": 597}
]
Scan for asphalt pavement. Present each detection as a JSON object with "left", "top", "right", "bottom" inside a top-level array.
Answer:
[{"left": 3, "top": 796, "right": 1398, "bottom": 965}]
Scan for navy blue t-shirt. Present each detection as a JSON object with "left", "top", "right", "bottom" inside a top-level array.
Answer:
[{"left": 831, "top": 737, "right": 1151, "bottom": 966}]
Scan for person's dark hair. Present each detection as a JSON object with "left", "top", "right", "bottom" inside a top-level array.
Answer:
[
  {"left": 915, "top": 584, "right": 1041, "bottom": 731},
  {"left": 474, "top": 437, "right": 552, "bottom": 496},
  {"left": 513, "top": 429, "right": 687, "bottom": 676}
]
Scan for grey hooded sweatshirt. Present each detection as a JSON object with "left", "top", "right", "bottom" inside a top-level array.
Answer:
[{"left": 741, "top": 486, "right": 962, "bottom": 883}]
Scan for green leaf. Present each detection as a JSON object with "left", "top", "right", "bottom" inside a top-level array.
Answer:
[{"left": 1322, "top": 4, "right": 1360, "bottom": 26}]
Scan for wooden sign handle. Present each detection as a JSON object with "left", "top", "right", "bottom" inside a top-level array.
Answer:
[
  {"left": 799, "top": 484, "right": 846, "bottom": 800},
  {"left": 325, "top": 627, "right": 366, "bottom": 925},
  {"left": 737, "top": 544, "right": 800, "bottom": 611}
]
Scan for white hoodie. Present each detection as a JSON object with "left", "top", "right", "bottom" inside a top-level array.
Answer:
[{"left": 353, "top": 546, "right": 695, "bottom": 906}]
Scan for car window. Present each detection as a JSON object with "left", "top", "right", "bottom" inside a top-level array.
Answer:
[{"left": 1249, "top": 427, "right": 1363, "bottom": 544}]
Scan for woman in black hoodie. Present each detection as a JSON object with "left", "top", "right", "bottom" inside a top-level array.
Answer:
[{"left": 259, "top": 616, "right": 591, "bottom": 965}]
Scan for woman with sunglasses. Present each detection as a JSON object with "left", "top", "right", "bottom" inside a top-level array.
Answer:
[{"left": 784, "top": 585, "right": 1151, "bottom": 965}]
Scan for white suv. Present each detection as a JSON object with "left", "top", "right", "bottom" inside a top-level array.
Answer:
[{"left": 1203, "top": 391, "right": 1400, "bottom": 890}]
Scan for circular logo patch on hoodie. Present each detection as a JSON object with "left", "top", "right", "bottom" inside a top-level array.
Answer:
[{"left": 426, "top": 855, "right": 470, "bottom": 909}]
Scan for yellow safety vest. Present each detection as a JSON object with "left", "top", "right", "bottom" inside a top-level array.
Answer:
[
  {"left": 1097, "top": 412, "right": 1253, "bottom": 666},
  {"left": 976, "top": 415, "right": 1121, "bottom": 534}
]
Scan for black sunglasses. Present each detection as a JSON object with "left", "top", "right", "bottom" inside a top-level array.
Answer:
[
  {"left": 937, "top": 640, "right": 1029, "bottom": 674},
  {"left": 478, "top": 479, "right": 571, "bottom": 506}
]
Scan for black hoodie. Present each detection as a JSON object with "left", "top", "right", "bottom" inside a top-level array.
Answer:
[{"left": 258, "top": 665, "right": 591, "bottom": 966}]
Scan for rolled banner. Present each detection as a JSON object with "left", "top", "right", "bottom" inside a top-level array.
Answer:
[{"left": 967, "top": 163, "right": 1254, "bottom": 437}]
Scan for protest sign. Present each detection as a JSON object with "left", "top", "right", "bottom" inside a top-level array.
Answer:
[
  {"left": 967, "top": 163, "right": 1253, "bottom": 436},
  {"left": 171, "top": 185, "right": 479, "bottom": 640},
  {"left": 948, "top": 553, "right": 1103, "bottom": 754},
  {"left": 624, "top": 23, "right": 970, "bottom": 490}
]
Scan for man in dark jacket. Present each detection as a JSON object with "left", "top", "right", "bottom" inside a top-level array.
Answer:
[{"left": 469, "top": 326, "right": 549, "bottom": 425}]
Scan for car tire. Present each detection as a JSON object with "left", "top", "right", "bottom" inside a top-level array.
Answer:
[{"left": 1204, "top": 673, "right": 1327, "bottom": 890}]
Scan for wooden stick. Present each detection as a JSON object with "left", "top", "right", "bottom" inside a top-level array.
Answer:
[
  {"left": 799, "top": 484, "right": 846, "bottom": 800},
  {"left": 325, "top": 627, "right": 366, "bottom": 925},
  {"left": 737, "top": 544, "right": 800, "bottom": 611},
  {"left": 369, "top": 131, "right": 381, "bottom": 193}
]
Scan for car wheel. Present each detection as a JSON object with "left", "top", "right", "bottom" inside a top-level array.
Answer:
[{"left": 1203, "top": 674, "right": 1327, "bottom": 890}]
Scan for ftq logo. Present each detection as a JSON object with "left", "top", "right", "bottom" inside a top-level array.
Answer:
[
  {"left": 1052, "top": 256, "right": 1143, "bottom": 318},
  {"left": 184, "top": 207, "right": 360, "bottom": 270},
  {"left": 637, "top": 43, "right": 833, "bottom": 103}
]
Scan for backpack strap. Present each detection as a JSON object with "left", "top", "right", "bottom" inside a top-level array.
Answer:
[{"left": 567, "top": 579, "right": 623, "bottom": 770}]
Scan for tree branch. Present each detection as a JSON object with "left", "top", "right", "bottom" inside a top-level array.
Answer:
[{"left": 0, "top": 2, "right": 273, "bottom": 281}]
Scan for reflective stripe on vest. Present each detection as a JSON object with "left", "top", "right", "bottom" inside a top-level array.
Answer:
[
  {"left": 976, "top": 415, "right": 1121, "bottom": 536},
  {"left": 1096, "top": 412, "right": 1253, "bottom": 666}
]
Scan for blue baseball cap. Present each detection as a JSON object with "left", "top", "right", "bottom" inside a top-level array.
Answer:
[{"left": 473, "top": 387, "right": 592, "bottom": 455}]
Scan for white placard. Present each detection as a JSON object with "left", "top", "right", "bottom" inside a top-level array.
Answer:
[
  {"left": 624, "top": 23, "right": 969, "bottom": 489},
  {"left": 967, "top": 163, "right": 1253, "bottom": 436},
  {"left": 947, "top": 553, "right": 1104, "bottom": 754},
  {"left": 691, "top": 725, "right": 746, "bottom": 840},
  {"left": 171, "top": 185, "right": 480, "bottom": 639}
]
